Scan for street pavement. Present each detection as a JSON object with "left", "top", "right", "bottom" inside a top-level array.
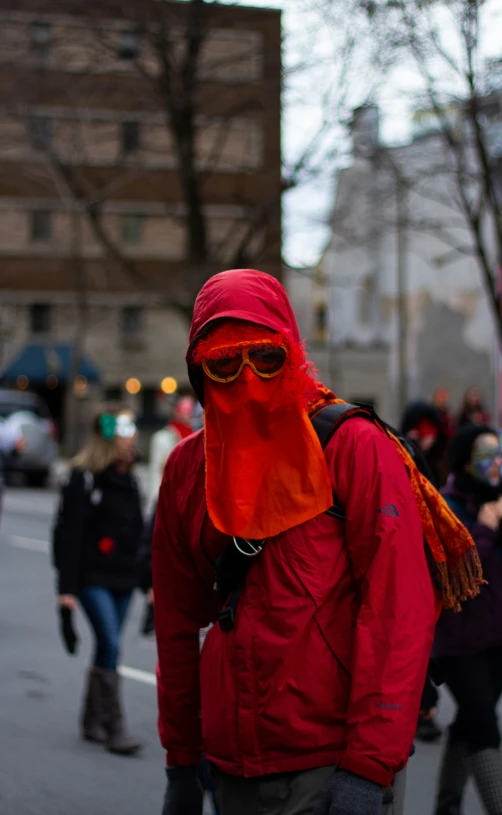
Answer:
[{"left": 0, "top": 485, "right": 488, "bottom": 814}]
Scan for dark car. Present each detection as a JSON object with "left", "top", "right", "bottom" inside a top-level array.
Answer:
[{"left": 0, "top": 389, "right": 58, "bottom": 486}]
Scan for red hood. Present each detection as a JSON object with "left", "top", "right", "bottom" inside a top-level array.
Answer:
[{"left": 187, "top": 269, "right": 302, "bottom": 402}]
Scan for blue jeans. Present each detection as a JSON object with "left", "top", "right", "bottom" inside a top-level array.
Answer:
[{"left": 79, "top": 586, "right": 133, "bottom": 671}]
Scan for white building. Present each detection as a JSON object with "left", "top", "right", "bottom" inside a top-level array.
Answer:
[{"left": 319, "top": 105, "right": 498, "bottom": 425}]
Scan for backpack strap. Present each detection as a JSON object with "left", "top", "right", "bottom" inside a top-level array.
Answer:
[
  {"left": 310, "top": 402, "right": 377, "bottom": 448},
  {"left": 218, "top": 588, "right": 242, "bottom": 633},
  {"left": 311, "top": 403, "right": 378, "bottom": 522}
]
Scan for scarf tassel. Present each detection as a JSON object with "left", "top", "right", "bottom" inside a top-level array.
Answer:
[{"left": 438, "top": 547, "right": 486, "bottom": 612}]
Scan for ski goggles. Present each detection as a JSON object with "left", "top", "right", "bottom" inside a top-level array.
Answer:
[
  {"left": 202, "top": 344, "right": 288, "bottom": 383},
  {"left": 472, "top": 447, "right": 502, "bottom": 468}
]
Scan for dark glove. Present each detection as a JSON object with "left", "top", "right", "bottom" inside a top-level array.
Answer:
[
  {"left": 420, "top": 673, "right": 439, "bottom": 712},
  {"left": 59, "top": 607, "right": 79, "bottom": 655},
  {"left": 314, "top": 769, "right": 383, "bottom": 815},
  {"left": 162, "top": 766, "right": 203, "bottom": 815},
  {"left": 141, "top": 600, "right": 155, "bottom": 636}
]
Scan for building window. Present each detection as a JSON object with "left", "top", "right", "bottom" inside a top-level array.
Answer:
[
  {"left": 31, "top": 210, "right": 52, "bottom": 242},
  {"left": 29, "top": 116, "right": 52, "bottom": 151},
  {"left": 30, "top": 21, "right": 52, "bottom": 55},
  {"left": 121, "top": 306, "right": 143, "bottom": 334},
  {"left": 30, "top": 303, "right": 52, "bottom": 334},
  {"left": 122, "top": 121, "right": 141, "bottom": 153},
  {"left": 141, "top": 387, "right": 157, "bottom": 419},
  {"left": 118, "top": 29, "right": 140, "bottom": 61},
  {"left": 121, "top": 214, "right": 143, "bottom": 245},
  {"left": 105, "top": 386, "right": 122, "bottom": 401}
]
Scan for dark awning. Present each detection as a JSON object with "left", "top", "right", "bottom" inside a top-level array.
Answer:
[{"left": 1, "top": 344, "right": 101, "bottom": 384}]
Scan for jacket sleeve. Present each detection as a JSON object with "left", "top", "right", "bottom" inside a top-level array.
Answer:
[
  {"left": 327, "top": 419, "right": 436, "bottom": 787},
  {"left": 152, "top": 454, "right": 217, "bottom": 767},
  {"left": 136, "top": 501, "right": 156, "bottom": 593},
  {"left": 148, "top": 428, "right": 178, "bottom": 505},
  {"left": 57, "top": 469, "right": 87, "bottom": 596}
]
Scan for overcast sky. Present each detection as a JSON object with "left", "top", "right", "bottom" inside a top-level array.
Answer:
[{"left": 228, "top": 0, "right": 502, "bottom": 268}]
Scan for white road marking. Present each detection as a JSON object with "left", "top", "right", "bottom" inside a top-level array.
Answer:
[
  {"left": 8, "top": 533, "right": 157, "bottom": 689},
  {"left": 3, "top": 494, "right": 58, "bottom": 515},
  {"left": 10, "top": 536, "right": 49, "bottom": 553},
  {"left": 119, "top": 665, "right": 156, "bottom": 687}
]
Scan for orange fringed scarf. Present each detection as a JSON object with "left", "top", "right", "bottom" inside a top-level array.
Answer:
[{"left": 310, "top": 386, "right": 484, "bottom": 612}]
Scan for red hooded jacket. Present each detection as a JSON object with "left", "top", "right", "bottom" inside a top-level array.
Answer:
[{"left": 153, "top": 270, "right": 435, "bottom": 787}]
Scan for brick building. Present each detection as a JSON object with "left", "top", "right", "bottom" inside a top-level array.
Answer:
[{"left": 0, "top": 0, "right": 282, "bottom": 441}]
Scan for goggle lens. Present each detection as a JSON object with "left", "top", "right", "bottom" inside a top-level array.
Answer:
[
  {"left": 248, "top": 346, "right": 287, "bottom": 374},
  {"left": 473, "top": 449, "right": 502, "bottom": 466},
  {"left": 205, "top": 355, "right": 243, "bottom": 380},
  {"left": 203, "top": 345, "right": 287, "bottom": 382}
]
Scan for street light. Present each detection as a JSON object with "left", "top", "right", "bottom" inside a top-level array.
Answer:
[
  {"left": 74, "top": 375, "right": 88, "bottom": 398},
  {"left": 161, "top": 376, "right": 178, "bottom": 395},
  {"left": 125, "top": 377, "right": 141, "bottom": 395}
]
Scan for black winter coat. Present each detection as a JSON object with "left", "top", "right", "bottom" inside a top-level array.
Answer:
[
  {"left": 136, "top": 501, "right": 156, "bottom": 593},
  {"left": 57, "top": 465, "right": 144, "bottom": 595}
]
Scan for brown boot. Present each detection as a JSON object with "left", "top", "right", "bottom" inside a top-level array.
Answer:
[
  {"left": 98, "top": 668, "right": 142, "bottom": 756},
  {"left": 80, "top": 667, "right": 107, "bottom": 744}
]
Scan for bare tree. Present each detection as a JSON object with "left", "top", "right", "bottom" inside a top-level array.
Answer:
[
  {"left": 0, "top": 0, "right": 382, "bottom": 449},
  {"left": 83, "top": 0, "right": 383, "bottom": 303},
  {"left": 351, "top": 0, "right": 502, "bottom": 339},
  {"left": 0, "top": 0, "right": 382, "bottom": 307}
]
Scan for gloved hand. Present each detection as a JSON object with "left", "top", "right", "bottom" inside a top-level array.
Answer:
[
  {"left": 59, "top": 607, "right": 79, "bottom": 655},
  {"left": 162, "top": 766, "right": 203, "bottom": 815},
  {"left": 314, "top": 769, "right": 383, "bottom": 815},
  {"left": 140, "top": 600, "right": 155, "bottom": 636}
]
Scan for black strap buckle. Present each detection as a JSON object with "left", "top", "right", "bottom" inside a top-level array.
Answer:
[
  {"left": 218, "top": 588, "right": 241, "bottom": 633},
  {"left": 218, "top": 605, "right": 235, "bottom": 633},
  {"left": 325, "top": 503, "right": 346, "bottom": 521}
]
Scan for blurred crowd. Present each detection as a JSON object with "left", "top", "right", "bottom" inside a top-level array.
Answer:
[
  {"left": 2, "top": 346, "right": 501, "bottom": 815},
  {"left": 400, "top": 386, "right": 492, "bottom": 490}
]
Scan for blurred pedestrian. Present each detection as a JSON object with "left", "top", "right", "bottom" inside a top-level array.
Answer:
[
  {"left": 137, "top": 505, "right": 156, "bottom": 636},
  {"left": 147, "top": 395, "right": 194, "bottom": 506},
  {"left": 192, "top": 401, "right": 204, "bottom": 431},
  {"left": 0, "top": 421, "right": 25, "bottom": 521},
  {"left": 457, "top": 387, "right": 491, "bottom": 429},
  {"left": 415, "top": 676, "right": 442, "bottom": 744},
  {"left": 141, "top": 394, "right": 195, "bottom": 629},
  {"left": 53, "top": 404, "right": 143, "bottom": 756},
  {"left": 431, "top": 388, "right": 456, "bottom": 440},
  {"left": 401, "top": 402, "right": 446, "bottom": 742},
  {"left": 433, "top": 425, "right": 502, "bottom": 815},
  {"left": 152, "top": 269, "right": 480, "bottom": 815},
  {"left": 401, "top": 400, "right": 450, "bottom": 487}
]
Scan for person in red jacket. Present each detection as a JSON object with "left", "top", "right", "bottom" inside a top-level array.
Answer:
[{"left": 153, "top": 269, "right": 438, "bottom": 815}]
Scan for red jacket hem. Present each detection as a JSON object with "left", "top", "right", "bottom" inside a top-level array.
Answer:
[
  {"left": 338, "top": 750, "right": 395, "bottom": 787},
  {"left": 166, "top": 750, "right": 202, "bottom": 767},
  {"left": 204, "top": 749, "right": 345, "bottom": 779}
]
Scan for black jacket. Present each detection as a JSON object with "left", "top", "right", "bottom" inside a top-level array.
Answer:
[
  {"left": 57, "top": 465, "right": 144, "bottom": 595},
  {"left": 136, "top": 500, "right": 156, "bottom": 593}
]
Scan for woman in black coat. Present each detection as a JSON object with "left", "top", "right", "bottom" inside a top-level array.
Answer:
[{"left": 55, "top": 404, "right": 143, "bottom": 755}]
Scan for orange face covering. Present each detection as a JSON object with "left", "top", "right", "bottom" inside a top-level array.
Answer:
[{"left": 195, "top": 324, "right": 333, "bottom": 540}]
